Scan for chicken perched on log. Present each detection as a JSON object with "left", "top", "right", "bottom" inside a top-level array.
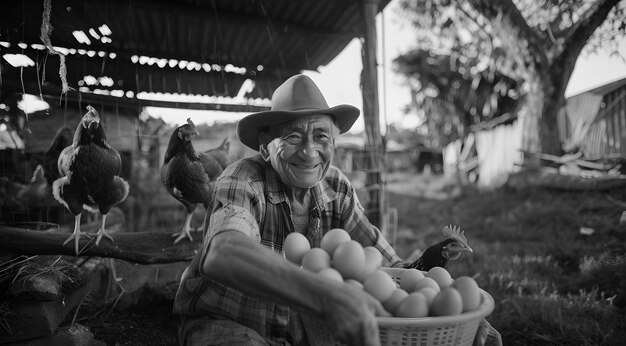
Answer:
[
  {"left": 160, "top": 118, "right": 230, "bottom": 244},
  {"left": 52, "top": 105, "right": 129, "bottom": 254},
  {"left": 405, "top": 225, "right": 473, "bottom": 271}
]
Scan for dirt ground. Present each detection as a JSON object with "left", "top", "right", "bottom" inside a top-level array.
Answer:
[{"left": 75, "top": 297, "right": 179, "bottom": 346}]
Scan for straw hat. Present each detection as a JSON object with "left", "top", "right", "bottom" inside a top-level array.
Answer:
[{"left": 237, "top": 74, "right": 360, "bottom": 150}]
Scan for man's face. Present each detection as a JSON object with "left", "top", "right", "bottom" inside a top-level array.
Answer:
[{"left": 261, "top": 114, "right": 337, "bottom": 188}]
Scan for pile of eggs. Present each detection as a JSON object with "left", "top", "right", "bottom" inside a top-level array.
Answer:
[{"left": 284, "top": 228, "right": 483, "bottom": 318}]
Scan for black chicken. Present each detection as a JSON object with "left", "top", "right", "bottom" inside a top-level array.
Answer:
[
  {"left": 405, "top": 225, "right": 473, "bottom": 271},
  {"left": 160, "top": 118, "right": 230, "bottom": 244},
  {"left": 52, "top": 105, "right": 129, "bottom": 254}
]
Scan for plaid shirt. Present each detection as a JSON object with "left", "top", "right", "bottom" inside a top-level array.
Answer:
[{"left": 174, "top": 155, "right": 403, "bottom": 344}]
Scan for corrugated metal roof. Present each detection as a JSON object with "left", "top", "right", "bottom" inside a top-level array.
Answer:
[
  {"left": 568, "top": 77, "right": 626, "bottom": 98},
  {"left": 0, "top": 0, "right": 390, "bottom": 108}
]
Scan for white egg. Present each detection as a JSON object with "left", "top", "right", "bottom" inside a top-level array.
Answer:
[{"left": 284, "top": 232, "right": 311, "bottom": 265}]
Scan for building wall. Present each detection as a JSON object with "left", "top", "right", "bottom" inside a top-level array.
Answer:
[{"left": 603, "top": 87, "right": 626, "bottom": 158}]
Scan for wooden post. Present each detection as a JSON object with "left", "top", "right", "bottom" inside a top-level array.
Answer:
[{"left": 361, "top": 0, "right": 384, "bottom": 227}]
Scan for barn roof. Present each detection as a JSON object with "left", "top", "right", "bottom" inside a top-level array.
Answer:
[
  {"left": 568, "top": 77, "right": 626, "bottom": 98},
  {"left": 0, "top": 0, "right": 390, "bottom": 112}
]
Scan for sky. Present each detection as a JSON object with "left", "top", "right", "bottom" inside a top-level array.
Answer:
[{"left": 80, "top": 0, "right": 625, "bottom": 134}]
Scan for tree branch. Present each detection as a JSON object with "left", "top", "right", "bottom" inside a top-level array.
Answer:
[
  {"left": 466, "top": 0, "right": 545, "bottom": 55},
  {"left": 560, "top": 0, "right": 621, "bottom": 60},
  {"left": 0, "top": 226, "right": 202, "bottom": 264}
]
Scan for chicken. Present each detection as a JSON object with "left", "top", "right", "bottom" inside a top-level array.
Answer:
[
  {"left": 160, "top": 118, "right": 230, "bottom": 244},
  {"left": 405, "top": 225, "right": 473, "bottom": 271},
  {"left": 203, "top": 137, "right": 230, "bottom": 174},
  {"left": 0, "top": 164, "right": 50, "bottom": 212},
  {"left": 41, "top": 126, "right": 74, "bottom": 185},
  {"left": 52, "top": 105, "right": 130, "bottom": 254}
]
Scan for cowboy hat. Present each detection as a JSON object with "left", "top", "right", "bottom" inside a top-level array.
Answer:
[{"left": 237, "top": 74, "right": 360, "bottom": 150}]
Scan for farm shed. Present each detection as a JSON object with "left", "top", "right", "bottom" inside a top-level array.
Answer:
[
  {"left": 558, "top": 77, "right": 626, "bottom": 160},
  {"left": 1, "top": 0, "right": 391, "bottom": 226},
  {"left": 445, "top": 77, "right": 626, "bottom": 188},
  {"left": 334, "top": 135, "right": 413, "bottom": 175},
  {"left": 0, "top": 1, "right": 395, "bottom": 343}
]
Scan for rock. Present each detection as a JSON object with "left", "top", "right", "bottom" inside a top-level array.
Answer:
[
  {"left": 0, "top": 271, "right": 96, "bottom": 344},
  {"left": 9, "top": 271, "right": 62, "bottom": 301},
  {"left": 2, "top": 323, "right": 97, "bottom": 346}
]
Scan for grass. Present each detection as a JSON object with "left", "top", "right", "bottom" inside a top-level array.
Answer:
[{"left": 384, "top": 172, "right": 626, "bottom": 346}]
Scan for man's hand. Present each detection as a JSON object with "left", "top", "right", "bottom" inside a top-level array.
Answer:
[
  {"left": 473, "top": 318, "right": 502, "bottom": 346},
  {"left": 321, "top": 282, "right": 390, "bottom": 346}
]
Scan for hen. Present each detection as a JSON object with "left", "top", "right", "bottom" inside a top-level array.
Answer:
[
  {"left": 160, "top": 118, "right": 230, "bottom": 244},
  {"left": 52, "top": 105, "right": 130, "bottom": 254},
  {"left": 41, "top": 126, "right": 74, "bottom": 185},
  {"left": 405, "top": 225, "right": 473, "bottom": 271},
  {"left": 0, "top": 164, "right": 50, "bottom": 212}
]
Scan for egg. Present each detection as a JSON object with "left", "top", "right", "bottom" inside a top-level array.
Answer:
[
  {"left": 395, "top": 292, "right": 429, "bottom": 318},
  {"left": 318, "top": 268, "right": 343, "bottom": 282},
  {"left": 355, "top": 246, "right": 383, "bottom": 281},
  {"left": 284, "top": 232, "right": 311, "bottom": 265},
  {"left": 416, "top": 287, "right": 438, "bottom": 307},
  {"left": 382, "top": 288, "right": 409, "bottom": 314},
  {"left": 320, "top": 228, "right": 351, "bottom": 256},
  {"left": 399, "top": 268, "right": 425, "bottom": 292},
  {"left": 426, "top": 266, "right": 454, "bottom": 288},
  {"left": 301, "top": 248, "right": 331, "bottom": 273},
  {"left": 332, "top": 240, "right": 365, "bottom": 280},
  {"left": 344, "top": 279, "right": 364, "bottom": 289},
  {"left": 454, "top": 276, "right": 481, "bottom": 312},
  {"left": 431, "top": 286, "right": 463, "bottom": 316},
  {"left": 363, "top": 270, "right": 396, "bottom": 302},
  {"left": 412, "top": 277, "right": 440, "bottom": 293}
]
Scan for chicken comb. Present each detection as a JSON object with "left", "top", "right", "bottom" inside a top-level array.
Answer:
[
  {"left": 187, "top": 118, "right": 196, "bottom": 128},
  {"left": 86, "top": 105, "right": 97, "bottom": 115},
  {"left": 442, "top": 224, "right": 468, "bottom": 243}
]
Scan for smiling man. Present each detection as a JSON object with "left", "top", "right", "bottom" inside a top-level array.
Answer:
[
  {"left": 173, "top": 74, "right": 402, "bottom": 346},
  {"left": 172, "top": 74, "right": 499, "bottom": 346}
]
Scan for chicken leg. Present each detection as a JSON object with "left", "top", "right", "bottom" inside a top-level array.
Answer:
[
  {"left": 172, "top": 212, "right": 194, "bottom": 244},
  {"left": 62, "top": 213, "right": 88, "bottom": 255},
  {"left": 95, "top": 213, "right": 115, "bottom": 246}
]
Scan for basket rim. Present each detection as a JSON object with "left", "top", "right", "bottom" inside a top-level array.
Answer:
[{"left": 376, "top": 289, "right": 495, "bottom": 327}]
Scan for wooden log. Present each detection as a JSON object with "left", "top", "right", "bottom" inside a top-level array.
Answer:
[{"left": 0, "top": 226, "right": 202, "bottom": 264}]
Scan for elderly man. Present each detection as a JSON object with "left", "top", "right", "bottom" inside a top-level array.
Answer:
[{"left": 173, "top": 74, "right": 499, "bottom": 346}]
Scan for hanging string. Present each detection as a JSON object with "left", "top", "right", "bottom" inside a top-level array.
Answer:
[{"left": 40, "top": 0, "right": 70, "bottom": 95}]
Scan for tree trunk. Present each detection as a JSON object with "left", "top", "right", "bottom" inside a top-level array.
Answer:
[{"left": 467, "top": 0, "right": 622, "bottom": 160}]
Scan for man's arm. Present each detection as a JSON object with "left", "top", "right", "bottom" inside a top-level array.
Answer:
[{"left": 202, "top": 229, "right": 390, "bottom": 346}]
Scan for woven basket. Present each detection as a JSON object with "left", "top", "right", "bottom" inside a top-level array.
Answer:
[{"left": 302, "top": 267, "right": 495, "bottom": 346}]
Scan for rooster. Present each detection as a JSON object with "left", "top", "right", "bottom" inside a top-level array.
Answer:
[
  {"left": 405, "top": 225, "right": 473, "bottom": 271},
  {"left": 160, "top": 118, "right": 230, "bottom": 244},
  {"left": 52, "top": 105, "right": 129, "bottom": 254}
]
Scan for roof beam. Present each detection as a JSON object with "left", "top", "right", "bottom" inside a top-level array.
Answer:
[
  {"left": 92, "top": 0, "right": 360, "bottom": 39},
  {"left": 2, "top": 81, "right": 271, "bottom": 113}
]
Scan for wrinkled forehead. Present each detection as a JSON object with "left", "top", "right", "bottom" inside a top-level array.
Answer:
[{"left": 273, "top": 114, "right": 335, "bottom": 134}]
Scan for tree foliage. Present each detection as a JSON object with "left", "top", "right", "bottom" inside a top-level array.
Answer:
[{"left": 395, "top": 0, "right": 625, "bottom": 155}]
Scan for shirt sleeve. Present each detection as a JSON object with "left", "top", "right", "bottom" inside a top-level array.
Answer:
[{"left": 198, "top": 161, "right": 264, "bottom": 275}]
